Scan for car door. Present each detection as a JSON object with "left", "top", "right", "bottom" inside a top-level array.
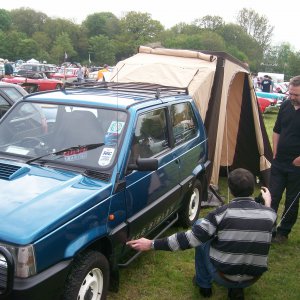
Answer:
[
  {"left": 125, "top": 107, "right": 181, "bottom": 240},
  {"left": 170, "top": 101, "right": 206, "bottom": 194}
]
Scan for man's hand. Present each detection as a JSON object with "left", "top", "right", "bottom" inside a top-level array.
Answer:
[
  {"left": 261, "top": 187, "right": 272, "bottom": 207},
  {"left": 292, "top": 156, "right": 300, "bottom": 167},
  {"left": 126, "top": 238, "right": 152, "bottom": 251}
]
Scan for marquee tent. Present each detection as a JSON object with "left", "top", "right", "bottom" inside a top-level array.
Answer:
[{"left": 110, "top": 46, "right": 273, "bottom": 188}]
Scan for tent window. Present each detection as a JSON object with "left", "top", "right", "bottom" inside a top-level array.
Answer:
[{"left": 171, "top": 102, "right": 197, "bottom": 146}]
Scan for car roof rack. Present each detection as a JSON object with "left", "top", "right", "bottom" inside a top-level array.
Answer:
[{"left": 62, "top": 81, "right": 188, "bottom": 99}]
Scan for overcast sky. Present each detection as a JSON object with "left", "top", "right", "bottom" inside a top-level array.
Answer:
[{"left": 2, "top": 0, "right": 299, "bottom": 51}]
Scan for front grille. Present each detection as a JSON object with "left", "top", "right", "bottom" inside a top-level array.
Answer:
[
  {"left": 0, "top": 246, "right": 14, "bottom": 296},
  {"left": 0, "top": 253, "right": 8, "bottom": 294}
]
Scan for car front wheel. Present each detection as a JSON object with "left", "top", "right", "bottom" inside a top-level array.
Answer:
[{"left": 63, "top": 250, "right": 109, "bottom": 300}]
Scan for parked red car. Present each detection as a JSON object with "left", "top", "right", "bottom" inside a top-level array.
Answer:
[
  {"left": 2, "top": 72, "right": 63, "bottom": 93},
  {"left": 257, "top": 97, "right": 276, "bottom": 113},
  {"left": 51, "top": 67, "right": 79, "bottom": 83}
]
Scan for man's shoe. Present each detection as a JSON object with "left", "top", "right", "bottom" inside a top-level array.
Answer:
[
  {"left": 199, "top": 287, "right": 212, "bottom": 298},
  {"left": 228, "top": 288, "right": 244, "bottom": 300},
  {"left": 192, "top": 276, "right": 212, "bottom": 298},
  {"left": 272, "top": 234, "right": 288, "bottom": 244}
]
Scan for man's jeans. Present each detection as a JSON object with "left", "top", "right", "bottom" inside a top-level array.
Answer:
[
  {"left": 270, "top": 160, "right": 300, "bottom": 237},
  {"left": 194, "top": 220, "right": 257, "bottom": 289}
]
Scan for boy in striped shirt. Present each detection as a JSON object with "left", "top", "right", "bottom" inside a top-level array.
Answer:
[{"left": 127, "top": 168, "right": 276, "bottom": 299}]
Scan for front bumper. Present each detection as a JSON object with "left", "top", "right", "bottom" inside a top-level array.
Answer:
[{"left": 0, "top": 247, "right": 72, "bottom": 300}]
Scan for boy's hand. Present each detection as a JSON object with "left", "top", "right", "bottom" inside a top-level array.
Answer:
[
  {"left": 126, "top": 238, "right": 152, "bottom": 251},
  {"left": 261, "top": 186, "right": 271, "bottom": 207}
]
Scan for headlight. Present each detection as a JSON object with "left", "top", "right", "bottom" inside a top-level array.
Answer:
[{"left": 0, "top": 243, "right": 36, "bottom": 278}]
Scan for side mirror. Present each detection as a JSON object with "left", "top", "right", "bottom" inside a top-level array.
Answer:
[{"left": 127, "top": 157, "right": 158, "bottom": 172}]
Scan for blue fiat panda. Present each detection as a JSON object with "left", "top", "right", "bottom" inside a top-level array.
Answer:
[{"left": 0, "top": 82, "right": 209, "bottom": 300}]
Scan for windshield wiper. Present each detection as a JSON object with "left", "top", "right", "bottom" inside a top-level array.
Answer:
[{"left": 26, "top": 142, "right": 105, "bottom": 164}]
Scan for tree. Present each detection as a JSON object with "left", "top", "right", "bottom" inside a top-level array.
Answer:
[
  {"left": 1, "top": 30, "right": 27, "bottom": 60},
  {"left": 236, "top": 8, "right": 273, "bottom": 52},
  {"left": 0, "top": 9, "right": 12, "bottom": 31},
  {"left": 120, "top": 11, "right": 164, "bottom": 45},
  {"left": 168, "top": 22, "right": 201, "bottom": 35},
  {"left": 219, "top": 23, "right": 263, "bottom": 71},
  {"left": 262, "top": 43, "right": 295, "bottom": 74},
  {"left": 43, "top": 18, "right": 81, "bottom": 45},
  {"left": 88, "top": 35, "right": 116, "bottom": 65},
  {"left": 10, "top": 8, "right": 48, "bottom": 36},
  {"left": 193, "top": 15, "right": 225, "bottom": 31},
  {"left": 15, "top": 38, "right": 39, "bottom": 60},
  {"left": 32, "top": 32, "right": 51, "bottom": 51},
  {"left": 162, "top": 31, "right": 226, "bottom": 52},
  {"left": 285, "top": 51, "right": 300, "bottom": 80},
  {"left": 82, "top": 12, "right": 120, "bottom": 38},
  {"left": 50, "top": 32, "right": 76, "bottom": 65}
]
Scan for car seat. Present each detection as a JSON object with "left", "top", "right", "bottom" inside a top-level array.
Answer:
[{"left": 55, "top": 110, "right": 103, "bottom": 150}]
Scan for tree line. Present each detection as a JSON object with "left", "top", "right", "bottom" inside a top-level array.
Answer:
[{"left": 0, "top": 7, "right": 299, "bottom": 78}]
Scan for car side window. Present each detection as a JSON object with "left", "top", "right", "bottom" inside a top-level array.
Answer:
[
  {"left": 0, "top": 96, "right": 9, "bottom": 106},
  {"left": 171, "top": 102, "right": 197, "bottom": 146},
  {"left": 1, "top": 87, "right": 23, "bottom": 102},
  {"left": 130, "top": 108, "right": 168, "bottom": 162},
  {"left": 0, "top": 96, "right": 10, "bottom": 119}
]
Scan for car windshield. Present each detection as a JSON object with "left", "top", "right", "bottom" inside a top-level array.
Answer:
[
  {"left": 0, "top": 102, "right": 127, "bottom": 170},
  {"left": 58, "top": 68, "right": 77, "bottom": 75}
]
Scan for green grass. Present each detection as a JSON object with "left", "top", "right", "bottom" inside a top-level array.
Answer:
[{"left": 108, "top": 111, "right": 300, "bottom": 299}]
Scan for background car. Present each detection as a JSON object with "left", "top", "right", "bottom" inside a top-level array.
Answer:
[
  {"left": 0, "top": 81, "right": 28, "bottom": 118},
  {"left": 2, "top": 72, "right": 63, "bottom": 93},
  {"left": 17, "top": 63, "right": 56, "bottom": 78},
  {"left": 257, "top": 97, "right": 276, "bottom": 113},
  {"left": 256, "top": 91, "right": 287, "bottom": 110},
  {"left": 51, "top": 67, "right": 79, "bottom": 83}
]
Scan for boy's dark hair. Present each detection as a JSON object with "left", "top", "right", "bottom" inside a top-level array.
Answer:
[{"left": 228, "top": 168, "right": 255, "bottom": 197}]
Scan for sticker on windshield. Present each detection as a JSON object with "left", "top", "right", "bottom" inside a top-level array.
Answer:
[
  {"left": 98, "top": 147, "right": 115, "bottom": 166},
  {"left": 6, "top": 146, "right": 29, "bottom": 155},
  {"left": 107, "top": 121, "right": 125, "bottom": 134},
  {"left": 64, "top": 147, "right": 88, "bottom": 162}
]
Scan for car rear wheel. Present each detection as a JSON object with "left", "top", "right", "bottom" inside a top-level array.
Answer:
[
  {"left": 178, "top": 180, "right": 202, "bottom": 228},
  {"left": 63, "top": 250, "right": 109, "bottom": 300},
  {"left": 55, "top": 84, "right": 61, "bottom": 89}
]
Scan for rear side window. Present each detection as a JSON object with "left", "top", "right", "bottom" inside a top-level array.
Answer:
[
  {"left": 130, "top": 108, "right": 168, "bottom": 162},
  {"left": 1, "top": 87, "right": 23, "bottom": 102},
  {"left": 0, "top": 96, "right": 10, "bottom": 119},
  {"left": 171, "top": 102, "right": 197, "bottom": 146}
]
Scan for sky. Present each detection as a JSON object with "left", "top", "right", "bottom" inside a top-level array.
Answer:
[{"left": 1, "top": 0, "right": 299, "bottom": 51}]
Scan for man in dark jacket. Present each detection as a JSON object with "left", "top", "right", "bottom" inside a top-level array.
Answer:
[
  {"left": 270, "top": 75, "right": 300, "bottom": 243},
  {"left": 4, "top": 60, "right": 13, "bottom": 77},
  {"left": 127, "top": 168, "right": 276, "bottom": 299},
  {"left": 261, "top": 75, "right": 273, "bottom": 92}
]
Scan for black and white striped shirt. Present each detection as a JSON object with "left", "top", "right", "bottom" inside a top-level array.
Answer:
[{"left": 154, "top": 198, "right": 277, "bottom": 277}]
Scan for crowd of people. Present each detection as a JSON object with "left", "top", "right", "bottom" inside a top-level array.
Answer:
[
  {"left": 252, "top": 73, "right": 274, "bottom": 92},
  {"left": 127, "top": 75, "right": 300, "bottom": 299}
]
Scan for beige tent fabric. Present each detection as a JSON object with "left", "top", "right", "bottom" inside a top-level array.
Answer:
[
  {"left": 110, "top": 50, "right": 217, "bottom": 121},
  {"left": 139, "top": 46, "right": 215, "bottom": 62},
  {"left": 249, "top": 80, "right": 272, "bottom": 171},
  {"left": 220, "top": 72, "right": 244, "bottom": 166},
  {"left": 110, "top": 46, "right": 270, "bottom": 186},
  {"left": 210, "top": 60, "right": 249, "bottom": 185}
]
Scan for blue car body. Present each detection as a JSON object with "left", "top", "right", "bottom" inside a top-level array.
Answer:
[{"left": 0, "top": 84, "right": 209, "bottom": 299}]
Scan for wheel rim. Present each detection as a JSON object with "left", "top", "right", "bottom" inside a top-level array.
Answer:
[
  {"left": 189, "top": 187, "right": 200, "bottom": 221},
  {"left": 78, "top": 268, "right": 103, "bottom": 300}
]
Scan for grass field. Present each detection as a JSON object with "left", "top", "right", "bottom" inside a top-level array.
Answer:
[{"left": 108, "top": 111, "right": 300, "bottom": 300}]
